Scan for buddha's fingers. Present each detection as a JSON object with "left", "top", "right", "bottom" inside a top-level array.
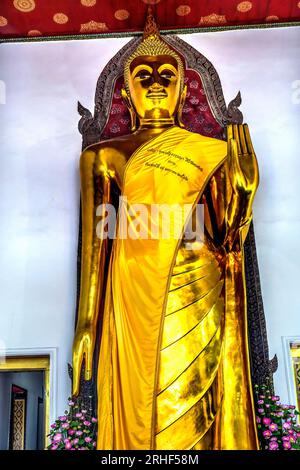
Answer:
[
  {"left": 244, "top": 125, "right": 259, "bottom": 184},
  {"left": 72, "top": 341, "right": 84, "bottom": 397},
  {"left": 238, "top": 124, "right": 248, "bottom": 156},
  {"left": 227, "top": 124, "right": 234, "bottom": 144},
  {"left": 84, "top": 338, "right": 93, "bottom": 382},
  {"left": 244, "top": 124, "right": 255, "bottom": 155},
  {"left": 227, "top": 125, "right": 234, "bottom": 166},
  {"left": 233, "top": 124, "right": 242, "bottom": 154},
  {"left": 230, "top": 139, "right": 245, "bottom": 190}
]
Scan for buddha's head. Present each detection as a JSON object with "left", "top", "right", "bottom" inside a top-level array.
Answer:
[{"left": 122, "top": 9, "right": 186, "bottom": 130}]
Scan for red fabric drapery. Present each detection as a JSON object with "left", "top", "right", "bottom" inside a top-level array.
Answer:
[{"left": 0, "top": 0, "right": 299, "bottom": 40}]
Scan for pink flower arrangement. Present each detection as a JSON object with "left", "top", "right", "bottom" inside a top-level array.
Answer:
[
  {"left": 269, "top": 441, "right": 279, "bottom": 450},
  {"left": 255, "top": 384, "right": 300, "bottom": 451},
  {"left": 262, "top": 417, "right": 272, "bottom": 425},
  {"left": 48, "top": 398, "right": 97, "bottom": 450}
]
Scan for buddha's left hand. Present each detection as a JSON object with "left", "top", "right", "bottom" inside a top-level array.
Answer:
[{"left": 227, "top": 124, "right": 259, "bottom": 198}]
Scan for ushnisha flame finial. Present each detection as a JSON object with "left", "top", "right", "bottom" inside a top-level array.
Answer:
[{"left": 143, "top": 6, "right": 160, "bottom": 39}]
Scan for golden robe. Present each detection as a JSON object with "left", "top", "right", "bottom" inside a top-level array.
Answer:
[{"left": 97, "top": 126, "right": 258, "bottom": 450}]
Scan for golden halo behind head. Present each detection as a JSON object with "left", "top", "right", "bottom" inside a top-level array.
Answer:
[{"left": 124, "top": 7, "right": 185, "bottom": 94}]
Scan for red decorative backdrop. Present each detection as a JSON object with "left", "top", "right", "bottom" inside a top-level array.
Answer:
[{"left": 0, "top": 0, "right": 299, "bottom": 39}]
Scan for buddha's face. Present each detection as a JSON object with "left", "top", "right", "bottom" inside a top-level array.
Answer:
[{"left": 128, "top": 55, "right": 181, "bottom": 121}]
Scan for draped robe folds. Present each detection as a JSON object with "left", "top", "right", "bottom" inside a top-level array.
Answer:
[{"left": 97, "top": 126, "right": 259, "bottom": 450}]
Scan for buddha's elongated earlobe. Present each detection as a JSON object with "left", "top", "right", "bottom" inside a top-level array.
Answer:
[
  {"left": 121, "top": 88, "right": 137, "bottom": 132},
  {"left": 176, "top": 85, "right": 187, "bottom": 129}
]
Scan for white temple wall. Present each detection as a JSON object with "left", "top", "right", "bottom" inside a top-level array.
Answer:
[{"left": 0, "top": 27, "right": 299, "bottom": 424}]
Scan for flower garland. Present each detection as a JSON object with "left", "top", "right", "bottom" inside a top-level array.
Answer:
[
  {"left": 48, "top": 398, "right": 97, "bottom": 450},
  {"left": 255, "top": 384, "right": 300, "bottom": 450}
]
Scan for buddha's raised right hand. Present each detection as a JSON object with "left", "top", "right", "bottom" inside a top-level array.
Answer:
[
  {"left": 227, "top": 123, "right": 259, "bottom": 200},
  {"left": 72, "top": 324, "right": 96, "bottom": 396}
]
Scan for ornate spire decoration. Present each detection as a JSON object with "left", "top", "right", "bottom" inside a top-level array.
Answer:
[{"left": 143, "top": 6, "right": 160, "bottom": 39}]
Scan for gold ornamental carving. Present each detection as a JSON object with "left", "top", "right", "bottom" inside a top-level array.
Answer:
[
  {"left": 80, "top": 20, "right": 109, "bottom": 33},
  {"left": 199, "top": 13, "right": 227, "bottom": 25}
]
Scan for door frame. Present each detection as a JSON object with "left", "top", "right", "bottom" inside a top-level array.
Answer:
[
  {"left": 282, "top": 336, "right": 300, "bottom": 412},
  {"left": 0, "top": 348, "right": 57, "bottom": 448}
]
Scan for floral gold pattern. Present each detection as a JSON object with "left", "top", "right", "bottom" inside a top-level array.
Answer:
[
  {"left": 80, "top": 20, "right": 109, "bottom": 33},
  {"left": 13, "top": 0, "right": 35, "bottom": 13},
  {"left": 142, "top": 0, "right": 161, "bottom": 4},
  {"left": 28, "top": 29, "right": 42, "bottom": 36},
  {"left": 266, "top": 15, "right": 279, "bottom": 22},
  {"left": 0, "top": 16, "right": 8, "bottom": 27},
  {"left": 1, "top": 0, "right": 299, "bottom": 39},
  {"left": 12, "top": 399, "right": 26, "bottom": 450},
  {"left": 237, "top": 1, "right": 253, "bottom": 13},
  {"left": 176, "top": 5, "right": 191, "bottom": 16},
  {"left": 114, "top": 9, "right": 130, "bottom": 20},
  {"left": 81, "top": 0, "right": 97, "bottom": 6},
  {"left": 199, "top": 13, "right": 227, "bottom": 25},
  {"left": 53, "top": 13, "right": 69, "bottom": 25}
]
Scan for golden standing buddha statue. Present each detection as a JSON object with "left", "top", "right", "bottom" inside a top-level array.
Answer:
[{"left": 72, "top": 11, "right": 259, "bottom": 450}]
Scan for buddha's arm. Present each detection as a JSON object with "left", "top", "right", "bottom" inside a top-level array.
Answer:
[
  {"left": 72, "top": 148, "right": 111, "bottom": 396},
  {"left": 204, "top": 125, "right": 260, "bottom": 449}
]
